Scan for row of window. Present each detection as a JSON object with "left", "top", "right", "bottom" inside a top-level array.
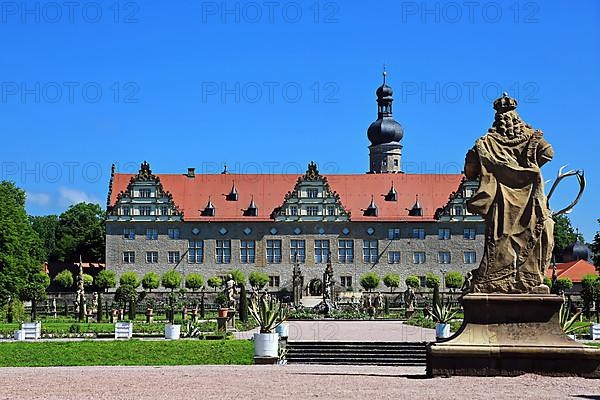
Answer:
[
  {"left": 123, "top": 227, "right": 478, "bottom": 241},
  {"left": 122, "top": 239, "right": 477, "bottom": 265}
]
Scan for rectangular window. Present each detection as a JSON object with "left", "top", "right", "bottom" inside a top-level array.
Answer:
[
  {"left": 464, "top": 251, "right": 477, "bottom": 264},
  {"left": 306, "top": 206, "right": 319, "bottom": 216},
  {"left": 453, "top": 205, "right": 463, "bottom": 216},
  {"left": 412, "top": 228, "right": 425, "bottom": 240},
  {"left": 146, "top": 228, "right": 158, "bottom": 240},
  {"left": 216, "top": 240, "right": 231, "bottom": 264},
  {"left": 139, "top": 189, "right": 151, "bottom": 198},
  {"left": 388, "top": 228, "right": 401, "bottom": 240},
  {"left": 139, "top": 206, "right": 152, "bottom": 216},
  {"left": 340, "top": 276, "right": 352, "bottom": 288},
  {"left": 290, "top": 240, "right": 306, "bottom": 263},
  {"left": 338, "top": 240, "right": 354, "bottom": 263},
  {"left": 307, "top": 188, "right": 318, "bottom": 198},
  {"left": 419, "top": 276, "right": 426, "bottom": 287},
  {"left": 123, "top": 228, "right": 135, "bottom": 240},
  {"left": 388, "top": 251, "right": 401, "bottom": 264},
  {"left": 438, "top": 228, "right": 451, "bottom": 240},
  {"left": 363, "top": 240, "right": 378, "bottom": 263},
  {"left": 314, "top": 240, "right": 330, "bottom": 263},
  {"left": 438, "top": 251, "right": 451, "bottom": 264},
  {"left": 168, "top": 228, "right": 180, "bottom": 240},
  {"left": 146, "top": 251, "right": 158, "bottom": 263},
  {"left": 327, "top": 206, "right": 336, "bottom": 216},
  {"left": 122, "top": 207, "right": 130, "bottom": 216},
  {"left": 123, "top": 251, "right": 135, "bottom": 263},
  {"left": 413, "top": 252, "right": 426, "bottom": 264},
  {"left": 464, "top": 228, "right": 476, "bottom": 240},
  {"left": 188, "top": 240, "right": 204, "bottom": 263},
  {"left": 160, "top": 206, "right": 169, "bottom": 216},
  {"left": 266, "top": 240, "right": 282, "bottom": 264},
  {"left": 289, "top": 206, "right": 298, "bottom": 216},
  {"left": 268, "top": 276, "right": 280, "bottom": 287},
  {"left": 168, "top": 251, "right": 180, "bottom": 264},
  {"left": 240, "top": 240, "right": 256, "bottom": 263}
]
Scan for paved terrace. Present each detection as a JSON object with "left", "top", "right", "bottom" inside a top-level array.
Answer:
[{"left": 235, "top": 320, "right": 436, "bottom": 342}]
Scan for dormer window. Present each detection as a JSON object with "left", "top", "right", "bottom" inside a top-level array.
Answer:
[
  {"left": 139, "top": 189, "right": 151, "bottom": 198},
  {"left": 307, "top": 188, "right": 319, "bottom": 198},
  {"left": 289, "top": 206, "right": 298, "bottom": 216},
  {"left": 202, "top": 198, "right": 216, "bottom": 217}
]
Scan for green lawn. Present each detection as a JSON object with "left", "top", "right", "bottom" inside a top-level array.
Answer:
[{"left": 0, "top": 340, "right": 254, "bottom": 367}]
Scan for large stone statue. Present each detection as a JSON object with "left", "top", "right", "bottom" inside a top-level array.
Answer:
[
  {"left": 224, "top": 274, "right": 237, "bottom": 309},
  {"left": 464, "top": 93, "right": 554, "bottom": 294},
  {"left": 403, "top": 286, "right": 415, "bottom": 318}
]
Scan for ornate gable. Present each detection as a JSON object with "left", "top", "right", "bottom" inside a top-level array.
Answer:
[
  {"left": 272, "top": 162, "right": 351, "bottom": 222},
  {"left": 107, "top": 161, "right": 183, "bottom": 221},
  {"left": 435, "top": 178, "right": 482, "bottom": 222}
]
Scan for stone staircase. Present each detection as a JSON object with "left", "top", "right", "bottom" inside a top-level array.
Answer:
[{"left": 284, "top": 341, "right": 428, "bottom": 366}]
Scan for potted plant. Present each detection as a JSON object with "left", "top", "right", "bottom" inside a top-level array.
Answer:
[
  {"left": 215, "top": 293, "right": 229, "bottom": 318},
  {"left": 430, "top": 284, "right": 458, "bottom": 340},
  {"left": 248, "top": 295, "right": 288, "bottom": 357}
]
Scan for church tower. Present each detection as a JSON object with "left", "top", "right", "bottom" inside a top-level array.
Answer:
[{"left": 367, "top": 70, "right": 404, "bottom": 173}]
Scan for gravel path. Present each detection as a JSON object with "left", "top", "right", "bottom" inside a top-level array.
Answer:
[
  {"left": 235, "top": 320, "right": 435, "bottom": 342},
  {"left": 0, "top": 365, "right": 597, "bottom": 400}
]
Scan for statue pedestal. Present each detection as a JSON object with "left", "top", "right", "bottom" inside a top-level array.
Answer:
[
  {"left": 428, "top": 294, "right": 600, "bottom": 377},
  {"left": 217, "top": 309, "right": 236, "bottom": 332}
]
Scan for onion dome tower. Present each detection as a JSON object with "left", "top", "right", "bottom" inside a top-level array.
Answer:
[{"left": 367, "top": 68, "right": 404, "bottom": 173}]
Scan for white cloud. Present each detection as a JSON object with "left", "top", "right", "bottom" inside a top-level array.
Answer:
[
  {"left": 26, "top": 192, "right": 52, "bottom": 207},
  {"left": 59, "top": 187, "right": 100, "bottom": 207}
]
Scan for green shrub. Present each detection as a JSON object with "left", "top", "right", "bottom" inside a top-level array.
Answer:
[
  {"left": 119, "top": 272, "right": 140, "bottom": 288},
  {"left": 405, "top": 275, "right": 420, "bottom": 289},
  {"left": 141, "top": 272, "right": 160, "bottom": 292},
  {"left": 207, "top": 276, "right": 222, "bottom": 289},
  {"left": 555, "top": 277, "right": 573, "bottom": 293},
  {"left": 161, "top": 271, "right": 182, "bottom": 291},
  {"left": 229, "top": 270, "right": 246, "bottom": 285},
  {"left": 185, "top": 273, "right": 205, "bottom": 292},
  {"left": 54, "top": 270, "right": 74, "bottom": 290},
  {"left": 543, "top": 276, "right": 552, "bottom": 288},
  {"left": 445, "top": 271, "right": 464, "bottom": 290},
  {"left": 0, "top": 299, "right": 25, "bottom": 323},
  {"left": 383, "top": 273, "right": 400, "bottom": 291},
  {"left": 360, "top": 272, "right": 380, "bottom": 292},
  {"left": 82, "top": 274, "right": 93, "bottom": 288},
  {"left": 248, "top": 272, "right": 269, "bottom": 290},
  {"left": 96, "top": 270, "right": 116, "bottom": 291},
  {"left": 425, "top": 272, "right": 440, "bottom": 289}
]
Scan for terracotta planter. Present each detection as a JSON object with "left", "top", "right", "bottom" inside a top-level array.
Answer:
[{"left": 218, "top": 308, "right": 229, "bottom": 318}]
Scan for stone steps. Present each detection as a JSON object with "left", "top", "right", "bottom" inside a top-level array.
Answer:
[{"left": 285, "top": 341, "right": 428, "bottom": 366}]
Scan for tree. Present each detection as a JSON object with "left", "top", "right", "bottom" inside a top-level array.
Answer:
[
  {"left": 141, "top": 272, "right": 160, "bottom": 292},
  {"left": 591, "top": 219, "right": 600, "bottom": 269},
  {"left": 425, "top": 272, "right": 441, "bottom": 289},
  {"left": 581, "top": 274, "right": 599, "bottom": 318},
  {"left": 29, "top": 215, "right": 59, "bottom": 261},
  {"left": 229, "top": 269, "right": 246, "bottom": 285},
  {"left": 553, "top": 215, "right": 584, "bottom": 260},
  {"left": 383, "top": 273, "right": 400, "bottom": 291},
  {"left": 119, "top": 271, "right": 140, "bottom": 288},
  {"left": 185, "top": 273, "right": 204, "bottom": 292},
  {"left": 0, "top": 182, "right": 46, "bottom": 306},
  {"left": 445, "top": 271, "right": 464, "bottom": 291},
  {"left": 360, "top": 272, "right": 380, "bottom": 292},
  {"left": 207, "top": 276, "right": 222, "bottom": 289},
  {"left": 554, "top": 277, "right": 573, "bottom": 294},
  {"left": 55, "top": 203, "right": 105, "bottom": 262},
  {"left": 249, "top": 271, "right": 269, "bottom": 291},
  {"left": 82, "top": 274, "right": 93, "bottom": 288},
  {"left": 54, "top": 270, "right": 74, "bottom": 290},
  {"left": 161, "top": 270, "right": 182, "bottom": 291},
  {"left": 95, "top": 270, "right": 116, "bottom": 322},
  {"left": 20, "top": 273, "right": 50, "bottom": 321},
  {"left": 114, "top": 284, "right": 139, "bottom": 320},
  {"left": 405, "top": 275, "right": 420, "bottom": 289}
]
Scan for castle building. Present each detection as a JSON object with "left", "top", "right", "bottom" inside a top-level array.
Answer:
[{"left": 105, "top": 73, "right": 484, "bottom": 292}]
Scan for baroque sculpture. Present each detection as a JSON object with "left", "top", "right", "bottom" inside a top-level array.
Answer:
[{"left": 464, "top": 93, "right": 555, "bottom": 294}]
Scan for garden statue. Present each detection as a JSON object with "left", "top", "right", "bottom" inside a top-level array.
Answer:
[
  {"left": 464, "top": 93, "right": 584, "bottom": 294},
  {"left": 224, "top": 274, "right": 237, "bottom": 309},
  {"left": 51, "top": 298, "right": 57, "bottom": 318},
  {"left": 292, "top": 253, "right": 303, "bottom": 306},
  {"left": 76, "top": 258, "right": 86, "bottom": 319},
  {"left": 91, "top": 292, "right": 98, "bottom": 315},
  {"left": 323, "top": 256, "right": 334, "bottom": 301},
  {"left": 403, "top": 286, "right": 415, "bottom": 318}
]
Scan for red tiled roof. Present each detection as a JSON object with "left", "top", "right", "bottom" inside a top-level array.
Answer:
[
  {"left": 109, "top": 173, "right": 464, "bottom": 222},
  {"left": 545, "top": 260, "right": 598, "bottom": 283}
]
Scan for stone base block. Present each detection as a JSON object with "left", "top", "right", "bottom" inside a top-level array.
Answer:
[
  {"left": 428, "top": 294, "right": 600, "bottom": 378},
  {"left": 254, "top": 356, "right": 278, "bottom": 365}
]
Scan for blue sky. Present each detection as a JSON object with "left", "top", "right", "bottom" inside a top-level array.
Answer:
[{"left": 1, "top": 0, "right": 598, "bottom": 240}]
